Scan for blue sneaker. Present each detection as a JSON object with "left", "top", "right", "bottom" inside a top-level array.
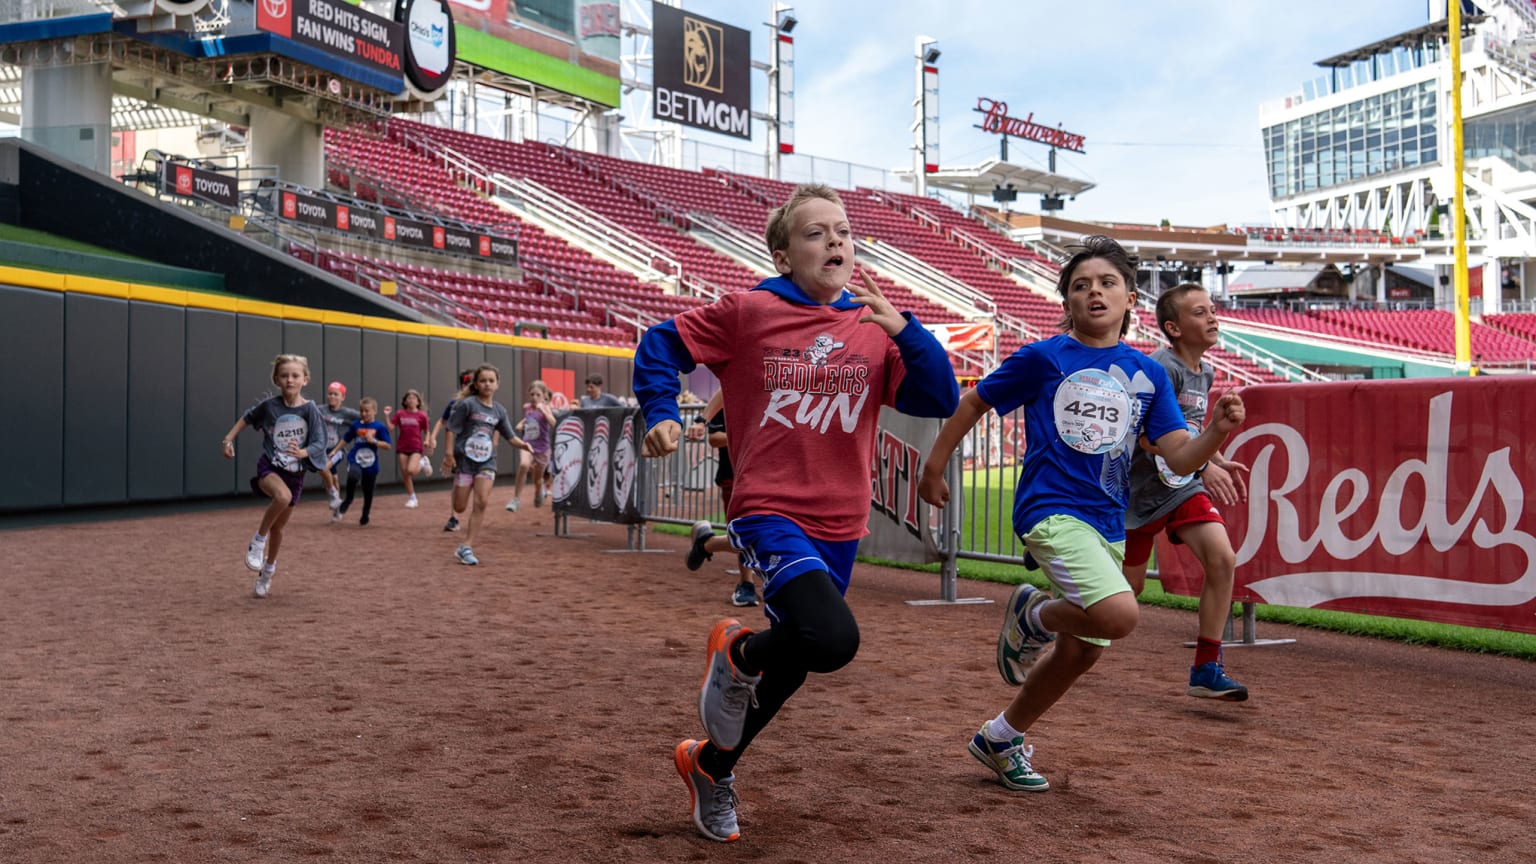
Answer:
[
  {"left": 968, "top": 725, "right": 1049, "bottom": 792},
  {"left": 1188, "top": 661, "right": 1249, "bottom": 701},
  {"left": 997, "top": 584, "right": 1055, "bottom": 686}
]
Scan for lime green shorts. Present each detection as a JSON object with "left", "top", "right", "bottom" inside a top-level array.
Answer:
[{"left": 1022, "top": 514, "right": 1132, "bottom": 647}]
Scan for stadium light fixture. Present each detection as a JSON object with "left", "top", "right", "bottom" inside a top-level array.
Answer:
[
  {"left": 774, "top": 3, "right": 796, "bottom": 33},
  {"left": 924, "top": 45, "right": 941, "bottom": 63}
]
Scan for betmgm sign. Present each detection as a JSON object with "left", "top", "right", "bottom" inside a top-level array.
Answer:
[{"left": 651, "top": 3, "right": 751, "bottom": 140}]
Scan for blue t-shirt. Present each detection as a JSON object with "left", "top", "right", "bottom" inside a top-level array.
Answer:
[
  {"left": 976, "top": 334, "right": 1185, "bottom": 542},
  {"left": 344, "top": 420, "right": 392, "bottom": 475}
]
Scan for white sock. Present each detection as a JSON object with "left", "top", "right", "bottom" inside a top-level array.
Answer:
[
  {"left": 253, "top": 532, "right": 267, "bottom": 544},
  {"left": 261, "top": 562, "right": 276, "bottom": 575},
  {"left": 1028, "top": 601, "right": 1050, "bottom": 635},
  {"left": 988, "top": 712, "right": 1023, "bottom": 742}
]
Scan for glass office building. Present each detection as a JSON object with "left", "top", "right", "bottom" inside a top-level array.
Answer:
[{"left": 1263, "top": 79, "right": 1439, "bottom": 199}]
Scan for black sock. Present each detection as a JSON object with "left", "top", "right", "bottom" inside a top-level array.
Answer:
[{"left": 729, "top": 633, "right": 758, "bottom": 676}]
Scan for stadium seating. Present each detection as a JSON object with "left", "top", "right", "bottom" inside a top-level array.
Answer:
[
  {"left": 1222, "top": 305, "right": 1536, "bottom": 362},
  {"left": 317, "top": 120, "right": 1535, "bottom": 378}
]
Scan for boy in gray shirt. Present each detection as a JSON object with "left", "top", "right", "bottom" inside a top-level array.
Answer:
[{"left": 1123, "top": 283, "right": 1251, "bottom": 701}]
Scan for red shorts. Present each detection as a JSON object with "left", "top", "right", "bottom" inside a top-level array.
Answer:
[{"left": 1124, "top": 492, "right": 1224, "bottom": 567}]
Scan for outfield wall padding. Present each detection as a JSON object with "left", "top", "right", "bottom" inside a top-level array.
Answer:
[{"left": 0, "top": 280, "right": 634, "bottom": 513}]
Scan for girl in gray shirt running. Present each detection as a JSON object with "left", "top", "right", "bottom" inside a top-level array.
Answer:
[{"left": 442, "top": 364, "right": 531, "bottom": 566}]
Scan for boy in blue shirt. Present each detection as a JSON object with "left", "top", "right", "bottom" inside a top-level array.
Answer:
[
  {"left": 335, "top": 397, "right": 392, "bottom": 526},
  {"left": 919, "top": 235, "right": 1246, "bottom": 793}
]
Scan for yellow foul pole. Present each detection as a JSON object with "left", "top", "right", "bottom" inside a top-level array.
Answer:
[{"left": 1450, "top": 0, "right": 1472, "bottom": 370}]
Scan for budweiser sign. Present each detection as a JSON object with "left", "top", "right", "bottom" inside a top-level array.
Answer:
[
  {"left": 1155, "top": 379, "right": 1536, "bottom": 634},
  {"left": 975, "top": 98, "right": 1085, "bottom": 153}
]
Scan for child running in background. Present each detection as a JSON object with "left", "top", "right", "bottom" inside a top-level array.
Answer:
[
  {"left": 442, "top": 364, "right": 532, "bottom": 565},
  {"left": 430, "top": 369, "right": 475, "bottom": 532},
  {"left": 388, "top": 388, "right": 432, "bottom": 510},
  {"left": 1123, "top": 282, "right": 1250, "bottom": 701},
  {"left": 336, "top": 397, "right": 392, "bottom": 526},
  {"left": 917, "top": 236, "right": 1246, "bottom": 793},
  {"left": 506, "top": 379, "right": 557, "bottom": 512},
  {"left": 634, "top": 183, "right": 958, "bottom": 842},
  {"left": 316, "top": 381, "right": 360, "bottom": 519},
  {"left": 684, "top": 391, "right": 757, "bottom": 607},
  {"left": 220, "top": 353, "right": 328, "bottom": 599}
]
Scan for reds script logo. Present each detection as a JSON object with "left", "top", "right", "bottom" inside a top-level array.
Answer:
[{"left": 1230, "top": 391, "right": 1536, "bottom": 609}]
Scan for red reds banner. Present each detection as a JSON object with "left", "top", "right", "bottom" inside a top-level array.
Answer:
[{"left": 1156, "top": 378, "right": 1536, "bottom": 634}]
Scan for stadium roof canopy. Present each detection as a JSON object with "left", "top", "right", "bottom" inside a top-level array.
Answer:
[
  {"left": 902, "top": 159, "right": 1096, "bottom": 199},
  {"left": 1313, "top": 14, "right": 1484, "bottom": 68}
]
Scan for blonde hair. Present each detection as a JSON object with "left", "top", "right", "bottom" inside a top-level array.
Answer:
[
  {"left": 359, "top": 396, "right": 378, "bottom": 411},
  {"left": 528, "top": 379, "right": 553, "bottom": 400},
  {"left": 400, "top": 388, "right": 425, "bottom": 412},
  {"left": 270, "top": 353, "right": 310, "bottom": 385},
  {"left": 765, "top": 183, "right": 845, "bottom": 253}
]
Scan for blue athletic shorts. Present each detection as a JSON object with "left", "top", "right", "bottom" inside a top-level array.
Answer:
[{"left": 726, "top": 514, "right": 859, "bottom": 601}]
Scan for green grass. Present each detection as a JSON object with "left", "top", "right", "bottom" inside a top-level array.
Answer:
[
  {"left": 651, "top": 468, "right": 1536, "bottom": 659},
  {"left": 865, "top": 555, "right": 1536, "bottom": 661},
  {"left": 0, "top": 223, "right": 151, "bottom": 261}
]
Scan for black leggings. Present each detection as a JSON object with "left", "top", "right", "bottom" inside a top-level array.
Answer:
[
  {"left": 699, "top": 570, "right": 860, "bottom": 778},
  {"left": 341, "top": 472, "right": 377, "bottom": 520}
]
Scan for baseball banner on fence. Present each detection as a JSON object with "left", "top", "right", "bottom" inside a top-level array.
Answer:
[
  {"left": 1155, "top": 377, "right": 1536, "bottom": 634},
  {"left": 860, "top": 408, "right": 944, "bottom": 565},
  {"left": 551, "top": 407, "right": 645, "bottom": 525}
]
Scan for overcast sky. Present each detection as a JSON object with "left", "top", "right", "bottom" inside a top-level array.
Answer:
[{"left": 644, "top": 0, "right": 1434, "bottom": 227}]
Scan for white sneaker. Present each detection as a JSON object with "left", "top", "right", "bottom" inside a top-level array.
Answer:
[
  {"left": 328, "top": 488, "right": 342, "bottom": 509},
  {"left": 419, "top": 461, "right": 433, "bottom": 477},
  {"left": 455, "top": 545, "right": 479, "bottom": 566},
  {"left": 330, "top": 509, "right": 343, "bottom": 524},
  {"left": 245, "top": 535, "right": 267, "bottom": 571},
  {"left": 405, "top": 495, "right": 419, "bottom": 509},
  {"left": 505, "top": 497, "right": 520, "bottom": 512},
  {"left": 254, "top": 566, "right": 274, "bottom": 599}
]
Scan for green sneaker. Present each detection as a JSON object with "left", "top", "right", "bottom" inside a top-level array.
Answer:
[
  {"left": 968, "top": 725, "right": 1049, "bottom": 792},
  {"left": 998, "top": 584, "right": 1055, "bottom": 686}
]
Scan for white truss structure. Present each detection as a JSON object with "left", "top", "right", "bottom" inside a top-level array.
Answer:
[{"left": 1265, "top": 0, "right": 1536, "bottom": 272}]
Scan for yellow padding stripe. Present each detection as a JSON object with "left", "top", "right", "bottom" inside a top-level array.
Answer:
[{"left": 0, "top": 265, "right": 65, "bottom": 291}]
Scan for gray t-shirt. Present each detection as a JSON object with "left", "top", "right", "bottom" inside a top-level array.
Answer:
[
  {"left": 579, "top": 392, "right": 623, "bottom": 408},
  {"left": 1125, "top": 347, "right": 1213, "bottom": 530},
  {"left": 317, "top": 403, "right": 361, "bottom": 450},
  {"left": 242, "top": 396, "right": 328, "bottom": 474},
  {"left": 447, "top": 397, "right": 517, "bottom": 474}
]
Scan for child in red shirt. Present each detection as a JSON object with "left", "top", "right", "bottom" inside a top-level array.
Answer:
[
  {"left": 634, "top": 184, "right": 959, "bottom": 842},
  {"left": 388, "top": 388, "right": 431, "bottom": 509}
]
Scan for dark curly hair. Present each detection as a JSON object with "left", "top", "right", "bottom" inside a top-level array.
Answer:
[{"left": 1055, "top": 234, "right": 1137, "bottom": 338}]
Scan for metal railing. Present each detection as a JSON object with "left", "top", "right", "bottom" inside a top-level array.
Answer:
[
  {"left": 855, "top": 238, "right": 997, "bottom": 320},
  {"left": 634, "top": 405, "right": 1032, "bottom": 569},
  {"left": 494, "top": 174, "right": 681, "bottom": 282},
  {"left": 687, "top": 210, "right": 773, "bottom": 272}
]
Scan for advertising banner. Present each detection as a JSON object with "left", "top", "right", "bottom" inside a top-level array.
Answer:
[
  {"left": 1154, "top": 378, "right": 1536, "bottom": 634},
  {"left": 165, "top": 162, "right": 239, "bottom": 209},
  {"left": 651, "top": 2, "right": 751, "bottom": 140},
  {"left": 551, "top": 407, "right": 646, "bottom": 524},
  {"left": 397, "top": 0, "right": 457, "bottom": 95},
  {"left": 257, "top": 0, "right": 405, "bottom": 79},
  {"left": 274, "top": 189, "right": 518, "bottom": 262},
  {"left": 860, "top": 408, "right": 944, "bottom": 565}
]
